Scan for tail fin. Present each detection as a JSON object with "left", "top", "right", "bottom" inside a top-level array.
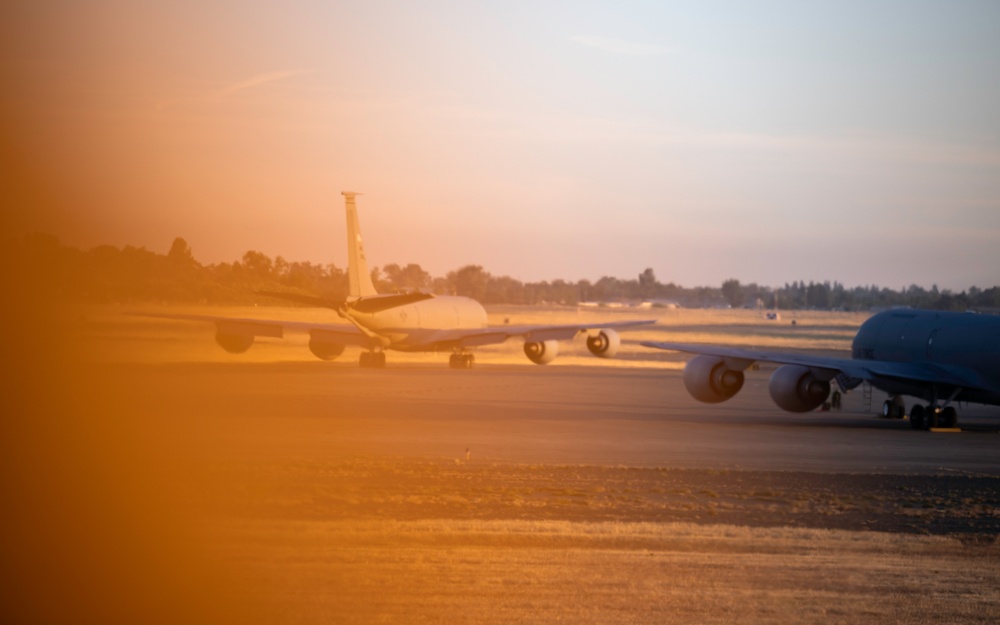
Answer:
[{"left": 342, "top": 191, "right": 378, "bottom": 299}]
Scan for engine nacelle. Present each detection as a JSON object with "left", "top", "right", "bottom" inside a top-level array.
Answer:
[
  {"left": 586, "top": 329, "right": 621, "bottom": 358},
  {"left": 308, "top": 337, "right": 345, "bottom": 361},
  {"left": 768, "top": 365, "right": 831, "bottom": 413},
  {"left": 215, "top": 331, "right": 254, "bottom": 354},
  {"left": 683, "top": 355, "right": 745, "bottom": 403},
  {"left": 524, "top": 340, "right": 559, "bottom": 365}
]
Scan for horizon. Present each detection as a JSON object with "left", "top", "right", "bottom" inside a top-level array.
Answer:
[
  {"left": 25, "top": 229, "right": 997, "bottom": 295},
  {"left": 3, "top": 2, "right": 998, "bottom": 292}
]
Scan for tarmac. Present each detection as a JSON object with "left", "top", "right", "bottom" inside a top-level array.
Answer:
[{"left": 109, "top": 360, "right": 1000, "bottom": 477}]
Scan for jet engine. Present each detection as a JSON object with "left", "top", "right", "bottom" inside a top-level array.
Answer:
[
  {"left": 683, "top": 355, "right": 745, "bottom": 403},
  {"left": 524, "top": 340, "right": 559, "bottom": 365},
  {"left": 308, "top": 337, "right": 345, "bottom": 361},
  {"left": 586, "top": 329, "right": 621, "bottom": 358},
  {"left": 768, "top": 365, "right": 831, "bottom": 413},
  {"left": 215, "top": 331, "right": 254, "bottom": 354}
]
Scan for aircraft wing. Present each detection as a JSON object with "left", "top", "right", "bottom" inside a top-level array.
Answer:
[
  {"left": 435, "top": 319, "right": 657, "bottom": 349},
  {"left": 128, "top": 312, "right": 374, "bottom": 347},
  {"left": 642, "top": 341, "right": 1000, "bottom": 395}
]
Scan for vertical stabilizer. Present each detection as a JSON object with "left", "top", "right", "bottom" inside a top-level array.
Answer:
[{"left": 342, "top": 191, "right": 378, "bottom": 299}]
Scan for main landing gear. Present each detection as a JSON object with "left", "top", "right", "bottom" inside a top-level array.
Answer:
[
  {"left": 884, "top": 393, "right": 960, "bottom": 430},
  {"left": 908, "top": 404, "right": 957, "bottom": 430},
  {"left": 449, "top": 352, "right": 475, "bottom": 369},
  {"left": 359, "top": 350, "right": 386, "bottom": 368}
]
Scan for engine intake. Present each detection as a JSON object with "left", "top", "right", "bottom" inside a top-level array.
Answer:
[
  {"left": 524, "top": 340, "right": 559, "bottom": 365},
  {"left": 309, "top": 337, "right": 345, "bottom": 361},
  {"left": 215, "top": 331, "right": 254, "bottom": 354},
  {"left": 683, "top": 355, "right": 745, "bottom": 403},
  {"left": 768, "top": 365, "right": 831, "bottom": 413},
  {"left": 586, "top": 329, "right": 620, "bottom": 358}
]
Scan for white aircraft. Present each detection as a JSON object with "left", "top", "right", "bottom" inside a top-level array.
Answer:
[{"left": 140, "top": 192, "right": 655, "bottom": 368}]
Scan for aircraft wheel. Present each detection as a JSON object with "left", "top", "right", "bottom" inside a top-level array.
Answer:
[
  {"left": 909, "top": 404, "right": 924, "bottom": 430},
  {"left": 940, "top": 406, "right": 957, "bottom": 428},
  {"left": 359, "top": 352, "right": 371, "bottom": 368},
  {"left": 375, "top": 352, "right": 386, "bottom": 368},
  {"left": 924, "top": 408, "right": 938, "bottom": 430},
  {"left": 463, "top": 354, "right": 475, "bottom": 369},
  {"left": 882, "top": 397, "right": 905, "bottom": 418}
]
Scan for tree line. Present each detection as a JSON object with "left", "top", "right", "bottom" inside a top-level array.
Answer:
[{"left": 11, "top": 233, "right": 1000, "bottom": 311}]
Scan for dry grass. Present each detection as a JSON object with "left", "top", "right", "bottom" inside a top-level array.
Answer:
[
  {"left": 212, "top": 518, "right": 1000, "bottom": 625},
  {"left": 191, "top": 456, "right": 1000, "bottom": 624}
]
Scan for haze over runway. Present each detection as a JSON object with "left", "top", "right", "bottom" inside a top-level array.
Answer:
[{"left": 3, "top": 1, "right": 999, "bottom": 290}]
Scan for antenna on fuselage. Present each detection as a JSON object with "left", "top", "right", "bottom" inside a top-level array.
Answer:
[{"left": 342, "top": 191, "right": 378, "bottom": 300}]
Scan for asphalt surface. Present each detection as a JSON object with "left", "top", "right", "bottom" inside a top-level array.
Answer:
[{"left": 109, "top": 360, "right": 1000, "bottom": 476}]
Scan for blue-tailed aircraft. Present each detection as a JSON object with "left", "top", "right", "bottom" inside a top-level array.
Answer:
[
  {"left": 138, "top": 192, "right": 654, "bottom": 368},
  {"left": 643, "top": 309, "right": 1000, "bottom": 430}
]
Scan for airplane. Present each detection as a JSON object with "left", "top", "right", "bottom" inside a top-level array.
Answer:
[
  {"left": 642, "top": 308, "right": 1000, "bottom": 430},
  {"left": 137, "top": 192, "right": 655, "bottom": 368}
]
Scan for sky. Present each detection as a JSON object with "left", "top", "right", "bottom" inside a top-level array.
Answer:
[{"left": 2, "top": 0, "right": 999, "bottom": 290}]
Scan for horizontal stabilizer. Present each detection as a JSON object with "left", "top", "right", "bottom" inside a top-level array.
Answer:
[
  {"left": 256, "top": 290, "right": 343, "bottom": 309},
  {"left": 349, "top": 292, "right": 436, "bottom": 313}
]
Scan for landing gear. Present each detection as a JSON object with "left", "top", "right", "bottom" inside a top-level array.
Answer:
[
  {"left": 449, "top": 352, "right": 475, "bottom": 369},
  {"left": 359, "top": 351, "right": 386, "bottom": 368},
  {"left": 940, "top": 406, "right": 957, "bottom": 428},
  {"left": 909, "top": 404, "right": 958, "bottom": 430},
  {"left": 882, "top": 396, "right": 906, "bottom": 419}
]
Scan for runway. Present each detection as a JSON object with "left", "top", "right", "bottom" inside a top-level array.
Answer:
[{"left": 109, "top": 360, "right": 1000, "bottom": 476}]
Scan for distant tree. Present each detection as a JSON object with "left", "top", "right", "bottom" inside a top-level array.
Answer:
[
  {"left": 166, "top": 237, "right": 196, "bottom": 267},
  {"left": 806, "top": 281, "right": 831, "bottom": 309},
  {"left": 382, "top": 263, "right": 432, "bottom": 292},
  {"left": 487, "top": 275, "right": 526, "bottom": 304},
  {"left": 449, "top": 265, "right": 489, "bottom": 301},
  {"left": 638, "top": 268, "right": 658, "bottom": 300},
  {"left": 273, "top": 255, "right": 289, "bottom": 278},
  {"left": 721, "top": 278, "right": 744, "bottom": 308},
  {"left": 594, "top": 276, "right": 627, "bottom": 302},
  {"left": 241, "top": 250, "right": 273, "bottom": 278},
  {"left": 12, "top": 232, "right": 1000, "bottom": 310}
]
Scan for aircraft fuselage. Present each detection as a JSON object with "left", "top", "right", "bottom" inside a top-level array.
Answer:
[
  {"left": 851, "top": 309, "right": 1000, "bottom": 405},
  {"left": 348, "top": 295, "right": 489, "bottom": 351}
]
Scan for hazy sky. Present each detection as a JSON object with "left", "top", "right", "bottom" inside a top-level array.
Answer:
[{"left": 3, "top": 1, "right": 998, "bottom": 290}]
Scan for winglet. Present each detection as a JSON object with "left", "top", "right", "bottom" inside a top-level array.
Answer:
[{"left": 342, "top": 191, "right": 378, "bottom": 299}]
